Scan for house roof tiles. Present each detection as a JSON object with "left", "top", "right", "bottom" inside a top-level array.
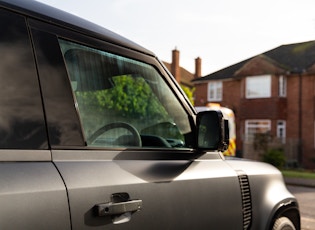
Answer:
[{"left": 193, "top": 40, "right": 315, "bottom": 83}]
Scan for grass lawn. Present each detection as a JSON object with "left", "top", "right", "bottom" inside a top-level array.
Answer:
[{"left": 281, "top": 170, "right": 315, "bottom": 180}]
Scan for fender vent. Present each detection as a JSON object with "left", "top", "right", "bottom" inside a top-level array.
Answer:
[{"left": 237, "top": 172, "right": 252, "bottom": 230}]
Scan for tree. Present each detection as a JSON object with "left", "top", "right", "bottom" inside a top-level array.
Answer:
[{"left": 180, "top": 85, "right": 195, "bottom": 105}]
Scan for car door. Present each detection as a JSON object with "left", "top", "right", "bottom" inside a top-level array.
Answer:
[
  {"left": 0, "top": 9, "right": 70, "bottom": 230},
  {"left": 30, "top": 20, "right": 244, "bottom": 229}
]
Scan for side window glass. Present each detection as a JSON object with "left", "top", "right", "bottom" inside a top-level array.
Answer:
[
  {"left": 59, "top": 39, "right": 191, "bottom": 149},
  {"left": 0, "top": 9, "right": 47, "bottom": 149}
]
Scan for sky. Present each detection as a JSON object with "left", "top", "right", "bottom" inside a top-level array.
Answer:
[{"left": 36, "top": 0, "right": 315, "bottom": 76}]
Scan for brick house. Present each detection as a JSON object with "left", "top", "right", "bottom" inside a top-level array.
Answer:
[{"left": 193, "top": 40, "right": 315, "bottom": 169}]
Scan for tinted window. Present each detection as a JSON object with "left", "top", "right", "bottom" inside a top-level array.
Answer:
[
  {"left": 0, "top": 9, "right": 47, "bottom": 149},
  {"left": 59, "top": 39, "right": 192, "bottom": 149}
]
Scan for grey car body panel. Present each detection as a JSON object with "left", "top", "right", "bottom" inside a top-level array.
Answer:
[
  {"left": 0, "top": 150, "right": 51, "bottom": 161},
  {"left": 0, "top": 162, "right": 71, "bottom": 229},
  {"left": 0, "top": 0, "right": 299, "bottom": 229},
  {"left": 53, "top": 150, "right": 243, "bottom": 229}
]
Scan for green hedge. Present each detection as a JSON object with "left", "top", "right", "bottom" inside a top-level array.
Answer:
[{"left": 263, "top": 148, "right": 285, "bottom": 168}]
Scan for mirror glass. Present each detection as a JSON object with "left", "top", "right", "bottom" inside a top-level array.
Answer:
[{"left": 197, "top": 111, "right": 225, "bottom": 150}]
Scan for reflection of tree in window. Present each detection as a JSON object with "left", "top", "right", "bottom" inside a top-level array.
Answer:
[{"left": 75, "top": 75, "right": 168, "bottom": 122}]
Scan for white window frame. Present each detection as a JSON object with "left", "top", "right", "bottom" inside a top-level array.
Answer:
[
  {"left": 246, "top": 75, "right": 271, "bottom": 99},
  {"left": 279, "top": 75, "right": 287, "bottom": 97},
  {"left": 207, "top": 81, "right": 222, "bottom": 101},
  {"left": 245, "top": 119, "right": 271, "bottom": 142},
  {"left": 277, "top": 120, "right": 286, "bottom": 143}
]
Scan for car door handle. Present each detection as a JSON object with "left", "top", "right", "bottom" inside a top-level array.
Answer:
[{"left": 96, "top": 199, "right": 142, "bottom": 216}]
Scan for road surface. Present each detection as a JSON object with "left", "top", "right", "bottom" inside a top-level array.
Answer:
[{"left": 287, "top": 185, "right": 315, "bottom": 230}]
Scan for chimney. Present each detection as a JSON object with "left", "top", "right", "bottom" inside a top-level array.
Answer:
[
  {"left": 171, "top": 48, "right": 180, "bottom": 83},
  {"left": 194, "top": 57, "right": 202, "bottom": 78}
]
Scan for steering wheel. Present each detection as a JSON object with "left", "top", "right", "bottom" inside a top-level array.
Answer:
[{"left": 88, "top": 122, "right": 142, "bottom": 147}]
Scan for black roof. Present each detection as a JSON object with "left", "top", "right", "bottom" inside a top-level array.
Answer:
[
  {"left": 194, "top": 40, "right": 315, "bottom": 82},
  {"left": 263, "top": 40, "right": 315, "bottom": 71},
  {"left": 0, "top": 0, "right": 154, "bottom": 56}
]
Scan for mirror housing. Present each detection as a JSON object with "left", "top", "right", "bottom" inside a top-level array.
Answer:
[{"left": 196, "top": 110, "right": 229, "bottom": 151}]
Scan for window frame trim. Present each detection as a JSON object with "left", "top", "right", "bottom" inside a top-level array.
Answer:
[
  {"left": 245, "top": 75, "right": 271, "bottom": 99},
  {"left": 245, "top": 119, "right": 271, "bottom": 142},
  {"left": 207, "top": 81, "right": 222, "bottom": 101},
  {"left": 278, "top": 75, "right": 287, "bottom": 97},
  {"left": 277, "top": 120, "right": 286, "bottom": 144}
]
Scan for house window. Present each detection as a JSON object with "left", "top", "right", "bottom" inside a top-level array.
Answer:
[
  {"left": 279, "top": 75, "right": 287, "bottom": 97},
  {"left": 277, "top": 120, "right": 286, "bottom": 143},
  {"left": 246, "top": 75, "right": 271, "bottom": 98},
  {"left": 207, "top": 81, "right": 222, "bottom": 101},
  {"left": 245, "top": 120, "right": 271, "bottom": 142}
]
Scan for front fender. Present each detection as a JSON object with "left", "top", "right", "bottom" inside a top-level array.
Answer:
[
  {"left": 226, "top": 159, "right": 299, "bottom": 229},
  {"left": 249, "top": 171, "right": 299, "bottom": 229},
  {"left": 267, "top": 198, "right": 300, "bottom": 230}
]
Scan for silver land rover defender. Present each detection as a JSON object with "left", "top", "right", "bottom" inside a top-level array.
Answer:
[{"left": 0, "top": 0, "right": 299, "bottom": 229}]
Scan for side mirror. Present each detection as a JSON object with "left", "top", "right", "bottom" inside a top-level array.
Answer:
[{"left": 196, "top": 110, "right": 229, "bottom": 151}]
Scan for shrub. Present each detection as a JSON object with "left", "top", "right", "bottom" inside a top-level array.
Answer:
[{"left": 263, "top": 148, "right": 285, "bottom": 168}]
